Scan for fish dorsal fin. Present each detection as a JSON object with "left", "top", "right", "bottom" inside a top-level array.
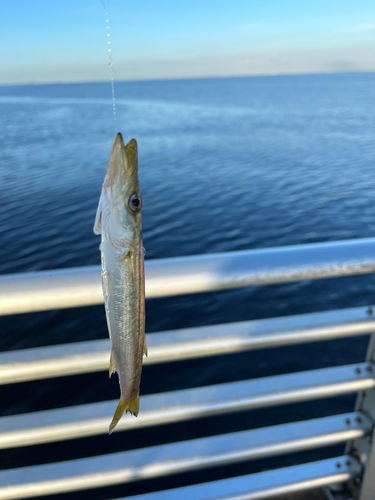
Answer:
[
  {"left": 109, "top": 350, "right": 116, "bottom": 377},
  {"left": 143, "top": 334, "right": 148, "bottom": 357}
]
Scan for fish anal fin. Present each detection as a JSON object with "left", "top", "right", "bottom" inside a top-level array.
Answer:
[
  {"left": 109, "top": 393, "right": 139, "bottom": 434},
  {"left": 109, "top": 351, "right": 116, "bottom": 378},
  {"left": 143, "top": 335, "right": 148, "bottom": 357}
]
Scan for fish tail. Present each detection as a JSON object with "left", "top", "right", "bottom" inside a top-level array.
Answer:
[{"left": 109, "top": 393, "right": 140, "bottom": 434}]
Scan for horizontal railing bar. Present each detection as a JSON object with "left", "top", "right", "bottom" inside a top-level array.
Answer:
[
  {"left": 1, "top": 306, "right": 374, "bottom": 384},
  {"left": 0, "top": 414, "right": 367, "bottom": 499},
  {"left": 1, "top": 364, "right": 374, "bottom": 448},
  {"left": 121, "top": 456, "right": 362, "bottom": 500},
  {"left": 1, "top": 238, "right": 375, "bottom": 315}
]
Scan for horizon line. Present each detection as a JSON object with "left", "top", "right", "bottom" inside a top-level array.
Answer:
[{"left": 1, "top": 69, "right": 374, "bottom": 88}]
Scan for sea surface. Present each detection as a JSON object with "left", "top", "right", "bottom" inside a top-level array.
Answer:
[{"left": 1, "top": 73, "right": 375, "bottom": 494}]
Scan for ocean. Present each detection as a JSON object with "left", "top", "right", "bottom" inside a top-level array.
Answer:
[{"left": 1, "top": 73, "right": 375, "bottom": 496}]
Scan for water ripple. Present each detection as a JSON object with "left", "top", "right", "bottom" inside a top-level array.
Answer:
[{"left": 0, "top": 73, "right": 375, "bottom": 347}]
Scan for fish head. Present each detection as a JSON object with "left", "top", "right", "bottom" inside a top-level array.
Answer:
[
  {"left": 108, "top": 133, "right": 142, "bottom": 225},
  {"left": 94, "top": 133, "right": 142, "bottom": 245}
]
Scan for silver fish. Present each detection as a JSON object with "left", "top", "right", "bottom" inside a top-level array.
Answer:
[{"left": 94, "top": 133, "right": 146, "bottom": 434}]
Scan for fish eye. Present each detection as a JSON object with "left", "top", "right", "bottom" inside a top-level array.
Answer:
[{"left": 128, "top": 194, "right": 142, "bottom": 212}]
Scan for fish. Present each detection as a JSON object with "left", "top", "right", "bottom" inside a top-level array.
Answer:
[{"left": 93, "top": 133, "right": 146, "bottom": 434}]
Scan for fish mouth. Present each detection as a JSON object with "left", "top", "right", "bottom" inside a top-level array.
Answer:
[
  {"left": 114, "top": 131, "right": 125, "bottom": 148},
  {"left": 105, "top": 133, "right": 139, "bottom": 192}
]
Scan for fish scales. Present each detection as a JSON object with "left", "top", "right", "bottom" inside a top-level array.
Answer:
[
  {"left": 111, "top": 244, "right": 144, "bottom": 396},
  {"left": 94, "top": 133, "right": 146, "bottom": 434}
]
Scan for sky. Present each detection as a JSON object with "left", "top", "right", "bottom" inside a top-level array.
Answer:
[{"left": 0, "top": 0, "right": 375, "bottom": 85}]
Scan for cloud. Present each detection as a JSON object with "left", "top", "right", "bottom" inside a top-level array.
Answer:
[{"left": 335, "top": 22, "right": 375, "bottom": 34}]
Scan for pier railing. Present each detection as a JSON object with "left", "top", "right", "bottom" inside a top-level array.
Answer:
[{"left": 1, "top": 238, "right": 375, "bottom": 500}]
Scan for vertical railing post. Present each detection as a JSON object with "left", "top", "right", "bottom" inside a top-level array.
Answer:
[{"left": 346, "top": 315, "right": 375, "bottom": 500}]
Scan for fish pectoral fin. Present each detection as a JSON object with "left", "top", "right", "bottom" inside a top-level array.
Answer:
[
  {"left": 121, "top": 247, "right": 131, "bottom": 260},
  {"left": 109, "top": 394, "right": 139, "bottom": 434},
  {"left": 93, "top": 191, "right": 103, "bottom": 235},
  {"left": 109, "top": 351, "right": 116, "bottom": 378},
  {"left": 143, "top": 334, "right": 148, "bottom": 357}
]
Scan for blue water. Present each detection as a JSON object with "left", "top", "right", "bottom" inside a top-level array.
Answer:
[
  {"left": 1, "top": 74, "right": 375, "bottom": 347},
  {"left": 1, "top": 74, "right": 375, "bottom": 488}
]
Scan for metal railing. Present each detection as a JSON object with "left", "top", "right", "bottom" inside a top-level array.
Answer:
[
  {"left": 2, "top": 238, "right": 375, "bottom": 315},
  {"left": 1, "top": 238, "right": 375, "bottom": 500}
]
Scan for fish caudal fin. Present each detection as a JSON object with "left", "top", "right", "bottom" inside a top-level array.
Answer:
[{"left": 109, "top": 394, "right": 140, "bottom": 434}]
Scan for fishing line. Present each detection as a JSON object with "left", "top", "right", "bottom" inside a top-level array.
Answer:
[{"left": 101, "top": 0, "right": 117, "bottom": 132}]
